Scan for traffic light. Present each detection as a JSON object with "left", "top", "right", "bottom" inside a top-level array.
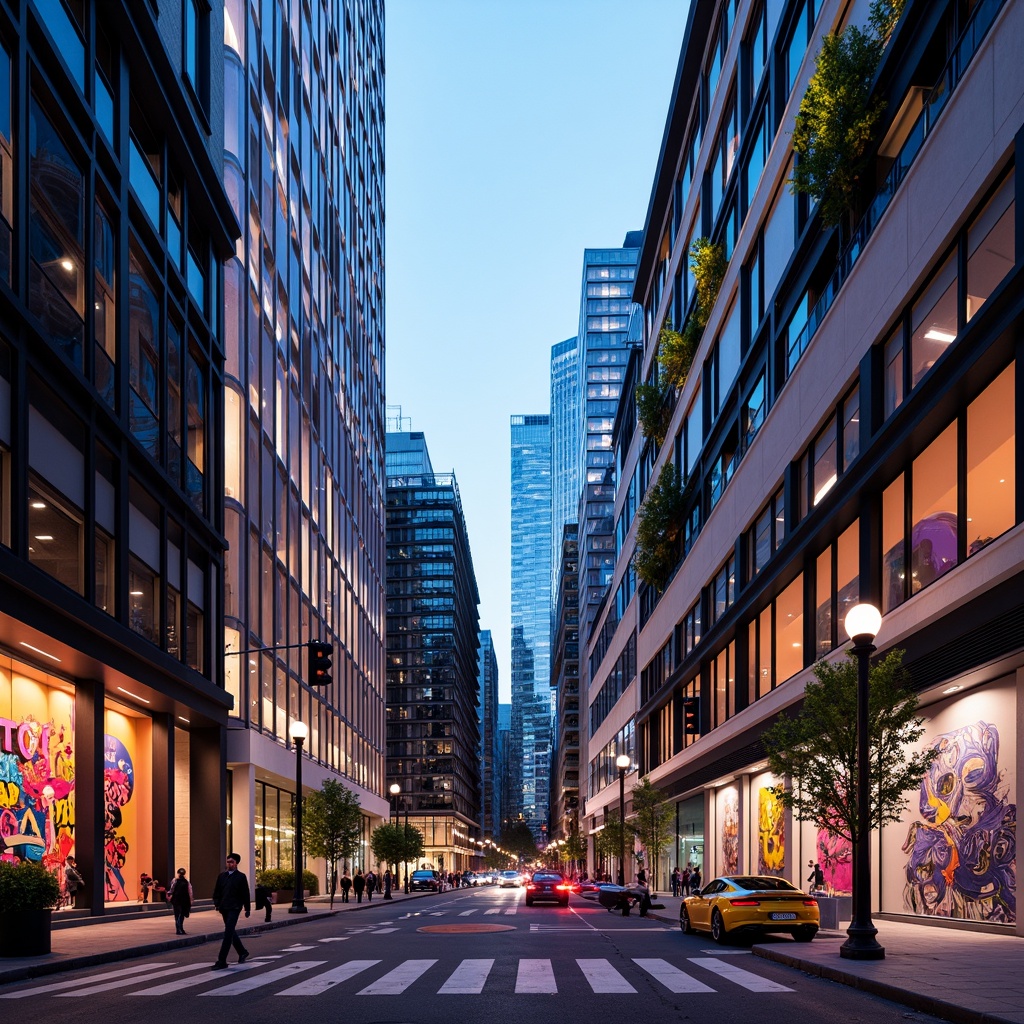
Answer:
[
  {"left": 307, "top": 640, "right": 333, "bottom": 686},
  {"left": 682, "top": 695, "right": 700, "bottom": 735}
]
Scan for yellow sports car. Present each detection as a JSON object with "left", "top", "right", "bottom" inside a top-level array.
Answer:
[{"left": 680, "top": 875, "right": 819, "bottom": 943}]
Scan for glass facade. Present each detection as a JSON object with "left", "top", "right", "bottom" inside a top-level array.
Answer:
[
  {"left": 550, "top": 336, "right": 579, "bottom": 605},
  {"left": 510, "top": 413, "right": 553, "bottom": 839}
]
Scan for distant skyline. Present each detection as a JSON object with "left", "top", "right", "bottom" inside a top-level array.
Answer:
[{"left": 385, "top": 0, "right": 692, "bottom": 700}]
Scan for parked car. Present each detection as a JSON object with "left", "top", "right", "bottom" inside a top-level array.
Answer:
[
  {"left": 461, "top": 871, "right": 481, "bottom": 886},
  {"left": 409, "top": 869, "right": 441, "bottom": 892},
  {"left": 498, "top": 870, "right": 521, "bottom": 887},
  {"left": 680, "top": 875, "right": 819, "bottom": 943},
  {"left": 524, "top": 870, "right": 572, "bottom": 907}
]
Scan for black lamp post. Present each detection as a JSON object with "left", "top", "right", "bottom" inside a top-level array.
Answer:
[
  {"left": 841, "top": 603, "right": 884, "bottom": 960},
  {"left": 389, "top": 782, "right": 401, "bottom": 895},
  {"left": 288, "top": 720, "right": 308, "bottom": 914},
  {"left": 616, "top": 753, "right": 631, "bottom": 886}
]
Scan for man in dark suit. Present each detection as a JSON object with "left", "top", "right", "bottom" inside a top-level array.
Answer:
[{"left": 211, "top": 852, "right": 251, "bottom": 969}]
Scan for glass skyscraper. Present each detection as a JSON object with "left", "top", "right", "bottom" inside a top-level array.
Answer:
[
  {"left": 477, "top": 629, "right": 499, "bottom": 837},
  {"left": 510, "top": 413, "right": 552, "bottom": 840},
  {"left": 550, "top": 336, "right": 579, "bottom": 604}
]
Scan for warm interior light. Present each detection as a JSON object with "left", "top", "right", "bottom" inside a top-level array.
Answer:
[
  {"left": 117, "top": 685, "right": 151, "bottom": 704},
  {"left": 942, "top": 684, "right": 963, "bottom": 695},
  {"left": 30, "top": 501, "right": 46, "bottom": 509},
  {"left": 845, "top": 603, "right": 882, "bottom": 642},
  {"left": 923, "top": 328, "right": 956, "bottom": 343},
  {"left": 289, "top": 719, "right": 308, "bottom": 741},
  {"left": 19, "top": 641, "right": 61, "bottom": 662},
  {"left": 60, "top": 258, "right": 74, "bottom": 272},
  {"left": 33, "top": 535, "right": 54, "bottom": 541}
]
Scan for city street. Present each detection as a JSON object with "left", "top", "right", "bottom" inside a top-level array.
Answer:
[{"left": 0, "top": 888, "right": 945, "bottom": 1024}]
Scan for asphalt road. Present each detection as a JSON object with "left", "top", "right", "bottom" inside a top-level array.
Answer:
[{"left": 0, "top": 886, "right": 946, "bottom": 1023}]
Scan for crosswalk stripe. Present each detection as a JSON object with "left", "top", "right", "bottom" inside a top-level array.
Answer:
[
  {"left": 484, "top": 908, "right": 501, "bottom": 915},
  {"left": 516, "top": 959, "right": 556, "bottom": 994},
  {"left": 688, "top": 957, "right": 793, "bottom": 992},
  {"left": 201, "top": 961, "right": 327, "bottom": 996},
  {"left": 372, "top": 927, "right": 399, "bottom": 934},
  {"left": 357, "top": 959, "right": 437, "bottom": 995},
  {"left": 633, "top": 958, "right": 715, "bottom": 993},
  {"left": 136, "top": 963, "right": 262, "bottom": 995},
  {"left": 503, "top": 908, "right": 517, "bottom": 915},
  {"left": 577, "top": 959, "right": 636, "bottom": 993},
  {"left": 457, "top": 910, "right": 477, "bottom": 916},
  {"left": 0, "top": 963, "right": 175, "bottom": 999},
  {"left": 56, "top": 964, "right": 204, "bottom": 996},
  {"left": 438, "top": 959, "right": 494, "bottom": 994},
  {"left": 276, "top": 959, "right": 380, "bottom": 996}
]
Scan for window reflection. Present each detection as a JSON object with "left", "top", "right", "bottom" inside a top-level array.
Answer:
[
  {"left": 966, "top": 364, "right": 1014, "bottom": 555},
  {"left": 911, "top": 254, "right": 957, "bottom": 387},
  {"left": 911, "top": 423, "right": 958, "bottom": 592},
  {"left": 128, "top": 554, "right": 159, "bottom": 644},
  {"left": 966, "top": 176, "right": 1015, "bottom": 321},
  {"left": 27, "top": 479, "right": 84, "bottom": 595}
]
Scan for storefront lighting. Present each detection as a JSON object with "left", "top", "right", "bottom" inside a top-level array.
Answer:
[
  {"left": 177, "top": 715, "right": 190, "bottom": 723},
  {"left": 34, "top": 535, "right": 54, "bottom": 541},
  {"left": 116, "top": 686, "right": 151, "bottom": 704},
  {"left": 30, "top": 501, "right": 46, "bottom": 509},
  {"left": 19, "top": 641, "right": 61, "bottom": 662},
  {"left": 942, "top": 684, "right": 963, "bottom": 694}
]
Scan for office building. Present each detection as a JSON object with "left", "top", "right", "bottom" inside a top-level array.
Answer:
[
  {"left": 550, "top": 524, "right": 580, "bottom": 840},
  {"left": 477, "top": 629, "right": 499, "bottom": 837},
  {"left": 221, "top": 0, "right": 387, "bottom": 878},
  {"left": 0, "top": 0, "right": 237, "bottom": 908},
  {"left": 590, "top": 0, "right": 1021, "bottom": 933},
  {"left": 385, "top": 430, "right": 482, "bottom": 873},
  {"left": 510, "top": 413, "right": 552, "bottom": 841},
  {"left": 550, "top": 336, "right": 579, "bottom": 604}
]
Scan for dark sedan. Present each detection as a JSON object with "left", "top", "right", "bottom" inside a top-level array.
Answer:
[
  {"left": 525, "top": 870, "right": 572, "bottom": 907},
  {"left": 409, "top": 869, "right": 440, "bottom": 891}
]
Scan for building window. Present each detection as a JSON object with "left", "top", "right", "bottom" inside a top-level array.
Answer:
[
  {"left": 743, "top": 371, "right": 766, "bottom": 450},
  {"left": 94, "top": 198, "right": 116, "bottom": 406},
  {"left": 966, "top": 364, "right": 1014, "bottom": 555},
  {"left": 812, "top": 414, "right": 837, "bottom": 506},
  {"left": 27, "top": 477, "right": 84, "bottom": 595},
  {"left": 129, "top": 245, "right": 161, "bottom": 458},
  {"left": 910, "top": 253, "right": 957, "bottom": 388},
  {"left": 911, "top": 422, "right": 958, "bottom": 593},
  {"left": 747, "top": 603, "right": 773, "bottom": 704},
  {"left": 0, "top": 41, "right": 12, "bottom": 285},
  {"left": 966, "top": 174, "right": 1015, "bottom": 321},
  {"left": 774, "top": 574, "right": 803, "bottom": 684},
  {"left": 712, "top": 642, "right": 735, "bottom": 728},
  {"left": 95, "top": 526, "right": 114, "bottom": 614},
  {"left": 128, "top": 554, "right": 159, "bottom": 644},
  {"left": 882, "top": 473, "right": 906, "bottom": 614},
  {"left": 815, "top": 520, "right": 859, "bottom": 658},
  {"left": 842, "top": 386, "right": 860, "bottom": 469},
  {"left": 883, "top": 326, "right": 904, "bottom": 419}
]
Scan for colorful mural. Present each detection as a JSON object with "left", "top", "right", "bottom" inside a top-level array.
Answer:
[
  {"left": 103, "top": 734, "right": 135, "bottom": 901},
  {"left": 721, "top": 788, "right": 739, "bottom": 873},
  {"left": 902, "top": 720, "right": 1016, "bottom": 923},
  {"left": 0, "top": 701, "right": 76, "bottom": 900},
  {"left": 757, "top": 786, "right": 785, "bottom": 874},
  {"left": 816, "top": 826, "right": 852, "bottom": 895}
]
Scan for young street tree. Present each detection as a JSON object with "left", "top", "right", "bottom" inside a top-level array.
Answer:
[
  {"left": 302, "top": 778, "right": 363, "bottom": 906},
  {"left": 763, "top": 649, "right": 937, "bottom": 848},
  {"left": 594, "top": 810, "right": 629, "bottom": 878},
  {"left": 630, "top": 777, "right": 676, "bottom": 892}
]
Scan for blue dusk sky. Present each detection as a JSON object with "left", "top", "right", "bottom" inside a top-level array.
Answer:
[{"left": 385, "top": 0, "right": 692, "bottom": 700}]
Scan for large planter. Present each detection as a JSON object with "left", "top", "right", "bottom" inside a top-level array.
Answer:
[{"left": 0, "top": 908, "right": 52, "bottom": 957}]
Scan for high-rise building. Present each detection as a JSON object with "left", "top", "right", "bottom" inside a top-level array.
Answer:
[
  {"left": 510, "top": 413, "right": 552, "bottom": 840},
  {"left": 550, "top": 336, "right": 579, "bottom": 604},
  {"left": 0, "top": 0, "right": 238, "bottom": 908},
  {"left": 221, "top": 0, "right": 387, "bottom": 877},
  {"left": 385, "top": 430, "right": 481, "bottom": 873},
  {"left": 496, "top": 702, "right": 513, "bottom": 831},
  {"left": 550, "top": 524, "right": 580, "bottom": 840},
  {"left": 477, "top": 629, "right": 499, "bottom": 837},
  {"left": 576, "top": 237, "right": 641, "bottom": 642},
  {"left": 592, "top": 0, "right": 1022, "bottom": 933}
]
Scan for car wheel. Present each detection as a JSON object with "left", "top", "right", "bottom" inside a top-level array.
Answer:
[
  {"left": 680, "top": 905, "right": 694, "bottom": 934},
  {"left": 793, "top": 926, "right": 817, "bottom": 942},
  {"left": 711, "top": 909, "right": 728, "bottom": 944}
]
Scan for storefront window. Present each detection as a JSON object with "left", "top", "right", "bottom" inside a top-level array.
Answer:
[
  {"left": 911, "top": 423, "right": 958, "bottom": 592},
  {"left": 775, "top": 574, "right": 803, "bottom": 683},
  {"left": 882, "top": 474, "right": 905, "bottom": 613},
  {"left": 966, "top": 364, "right": 1015, "bottom": 554}
]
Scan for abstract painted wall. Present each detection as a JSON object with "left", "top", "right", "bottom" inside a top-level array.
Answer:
[
  {"left": 719, "top": 786, "right": 739, "bottom": 874},
  {"left": 757, "top": 785, "right": 785, "bottom": 874}
]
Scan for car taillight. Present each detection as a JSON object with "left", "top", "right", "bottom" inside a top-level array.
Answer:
[
  {"left": 803, "top": 899, "right": 818, "bottom": 906},
  {"left": 729, "top": 898, "right": 760, "bottom": 906},
  {"left": 556, "top": 884, "right": 572, "bottom": 891},
  {"left": 526, "top": 884, "right": 537, "bottom": 891}
]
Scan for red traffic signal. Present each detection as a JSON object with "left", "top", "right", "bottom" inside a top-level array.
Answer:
[
  {"left": 307, "top": 640, "right": 333, "bottom": 686},
  {"left": 682, "top": 695, "right": 700, "bottom": 735}
]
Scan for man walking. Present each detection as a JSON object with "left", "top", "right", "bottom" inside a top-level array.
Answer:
[{"left": 211, "top": 852, "right": 251, "bottom": 970}]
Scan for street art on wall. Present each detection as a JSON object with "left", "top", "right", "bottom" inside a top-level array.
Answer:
[
  {"left": 103, "top": 734, "right": 135, "bottom": 901},
  {"left": 721, "top": 788, "right": 739, "bottom": 874},
  {"left": 816, "top": 826, "right": 852, "bottom": 895},
  {"left": 758, "top": 786, "right": 785, "bottom": 874},
  {"left": 902, "top": 720, "right": 1016, "bottom": 923},
  {"left": 0, "top": 704, "right": 76, "bottom": 898}
]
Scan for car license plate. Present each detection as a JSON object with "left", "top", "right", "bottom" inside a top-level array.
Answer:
[{"left": 770, "top": 912, "right": 797, "bottom": 920}]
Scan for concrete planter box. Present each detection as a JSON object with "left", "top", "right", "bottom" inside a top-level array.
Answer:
[{"left": 815, "top": 894, "right": 852, "bottom": 930}]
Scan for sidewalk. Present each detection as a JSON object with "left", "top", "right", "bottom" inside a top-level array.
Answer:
[
  {"left": 0, "top": 889, "right": 427, "bottom": 985},
  {"left": 645, "top": 894, "right": 1024, "bottom": 1024}
]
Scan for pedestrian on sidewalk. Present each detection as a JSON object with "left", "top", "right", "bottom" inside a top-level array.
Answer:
[
  {"left": 365, "top": 869, "right": 376, "bottom": 901},
  {"left": 169, "top": 868, "right": 193, "bottom": 934},
  {"left": 383, "top": 868, "right": 393, "bottom": 899},
  {"left": 671, "top": 866, "right": 680, "bottom": 897},
  {"left": 64, "top": 856, "right": 83, "bottom": 909},
  {"left": 340, "top": 869, "right": 352, "bottom": 903},
  {"left": 140, "top": 872, "right": 153, "bottom": 903},
  {"left": 353, "top": 868, "right": 365, "bottom": 903},
  {"left": 211, "top": 852, "right": 250, "bottom": 970},
  {"left": 691, "top": 865, "right": 702, "bottom": 892},
  {"left": 807, "top": 861, "right": 825, "bottom": 892},
  {"left": 681, "top": 866, "right": 691, "bottom": 896},
  {"left": 255, "top": 882, "right": 273, "bottom": 922}
]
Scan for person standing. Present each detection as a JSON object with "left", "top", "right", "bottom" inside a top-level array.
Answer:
[
  {"left": 340, "top": 869, "right": 352, "bottom": 903},
  {"left": 353, "top": 868, "right": 365, "bottom": 903},
  {"left": 365, "top": 869, "right": 376, "bottom": 901},
  {"left": 671, "top": 866, "right": 681, "bottom": 898},
  {"left": 690, "top": 865, "right": 702, "bottom": 892},
  {"left": 255, "top": 882, "right": 273, "bottom": 922},
  {"left": 211, "top": 852, "right": 250, "bottom": 970},
  {"left": 140, "top": 872, "right": 153, "bottom": 903},
  {"left": 383, "top": 868, "right": 393, "bottom": 899},
  {"left": 169, "top": 868, "right": 193, "bottom": 935},
  {"left": 64, "top": 856, "right": 83, "bottom": 909},
  {"left": 681, "top": 866, "right": 691, "bottom": 896}
]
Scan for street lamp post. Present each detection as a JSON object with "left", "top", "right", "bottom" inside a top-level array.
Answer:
[
  {"left": 616, "top": 753, "right": 631, "bottom": 886},
  {"left": 841, "top": 603, "right": 884, "bottom": 961},
  {"left": 389, "top": 782, "right": 401, "bottom": 895},
  {"left": 288, "top": 720, "right": 309, "bottom": 914}
]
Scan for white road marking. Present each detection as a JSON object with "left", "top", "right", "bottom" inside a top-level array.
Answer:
[
  {"left": 689, "top": 957, "right": 793, "bottom": 992},
  {"left": 201, "top": 960, "right": 326, "bottom": 995},
  {"left": 135, "top": 963, "right": 262, "bottom": 994},
  {"left": 438, "top": 958, "right": 495, "bottom": 994},
  {"left": 457, "top": 910, "right": 477, "bottom": 916},
  {"left": 56, "top": 964, "right": 204, "bottom": 997},
  {"left": 276, "top": 959, "right": 380, "bottom": 995},
  {"left": 577, "top": 959, "right": 636, "bottom": 993},
  {"left": 357, "top": 958, "right": 437, "bottom": 994},
  {"left": 633, "top": 958, "right": 715, "bottom": 993},
  {"left": 515, "top": 959, "right": 557, "bottom": 993},
  {"left": 317, "top": 937, "right": 350, "bottom": 943},
  {"left": 0, "top": 964, "right": 175, "bottom": 998}
]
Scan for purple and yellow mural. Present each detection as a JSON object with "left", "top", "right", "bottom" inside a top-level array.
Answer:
[
  {"left": 721, "top": 788, "right": 739, "bottom": 874},
  {"left": 902, "top": 720, "right": 1016, "bottom": 923},
  {"left": 103, "top": 734, "right": 135, "bottom": 901},
  {"left": 758, "top": 786, "right": 785, "bottom": 874}
]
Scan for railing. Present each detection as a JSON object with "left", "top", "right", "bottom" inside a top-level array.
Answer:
[{"left": 786, "top": 0, "right": 1007, "bottom": 377}]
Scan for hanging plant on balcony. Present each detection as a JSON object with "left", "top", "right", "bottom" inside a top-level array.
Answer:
[
  {"left": 789, "top": 0, "right": 906, "bottom": 233},
  {"left": 633, "top": 462, "right": 686, "bottom": 591},
  {"left": 635, "top": 380, "right": 670, "bottom": 446}
]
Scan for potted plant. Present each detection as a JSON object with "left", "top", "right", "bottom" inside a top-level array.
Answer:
[{"left": 0, "top": 860, "right": 62, "bottom": 957}]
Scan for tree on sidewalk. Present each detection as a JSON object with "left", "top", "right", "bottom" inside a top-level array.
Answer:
[
  {"left": 630, "top": 777, "right": 675, "bottom": 892},
  {"left": 302, "top": 778, "right": 362, "bottom": 907},
  {"left": 763, "top": 649, "right": 937, "bottom": 849}
]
